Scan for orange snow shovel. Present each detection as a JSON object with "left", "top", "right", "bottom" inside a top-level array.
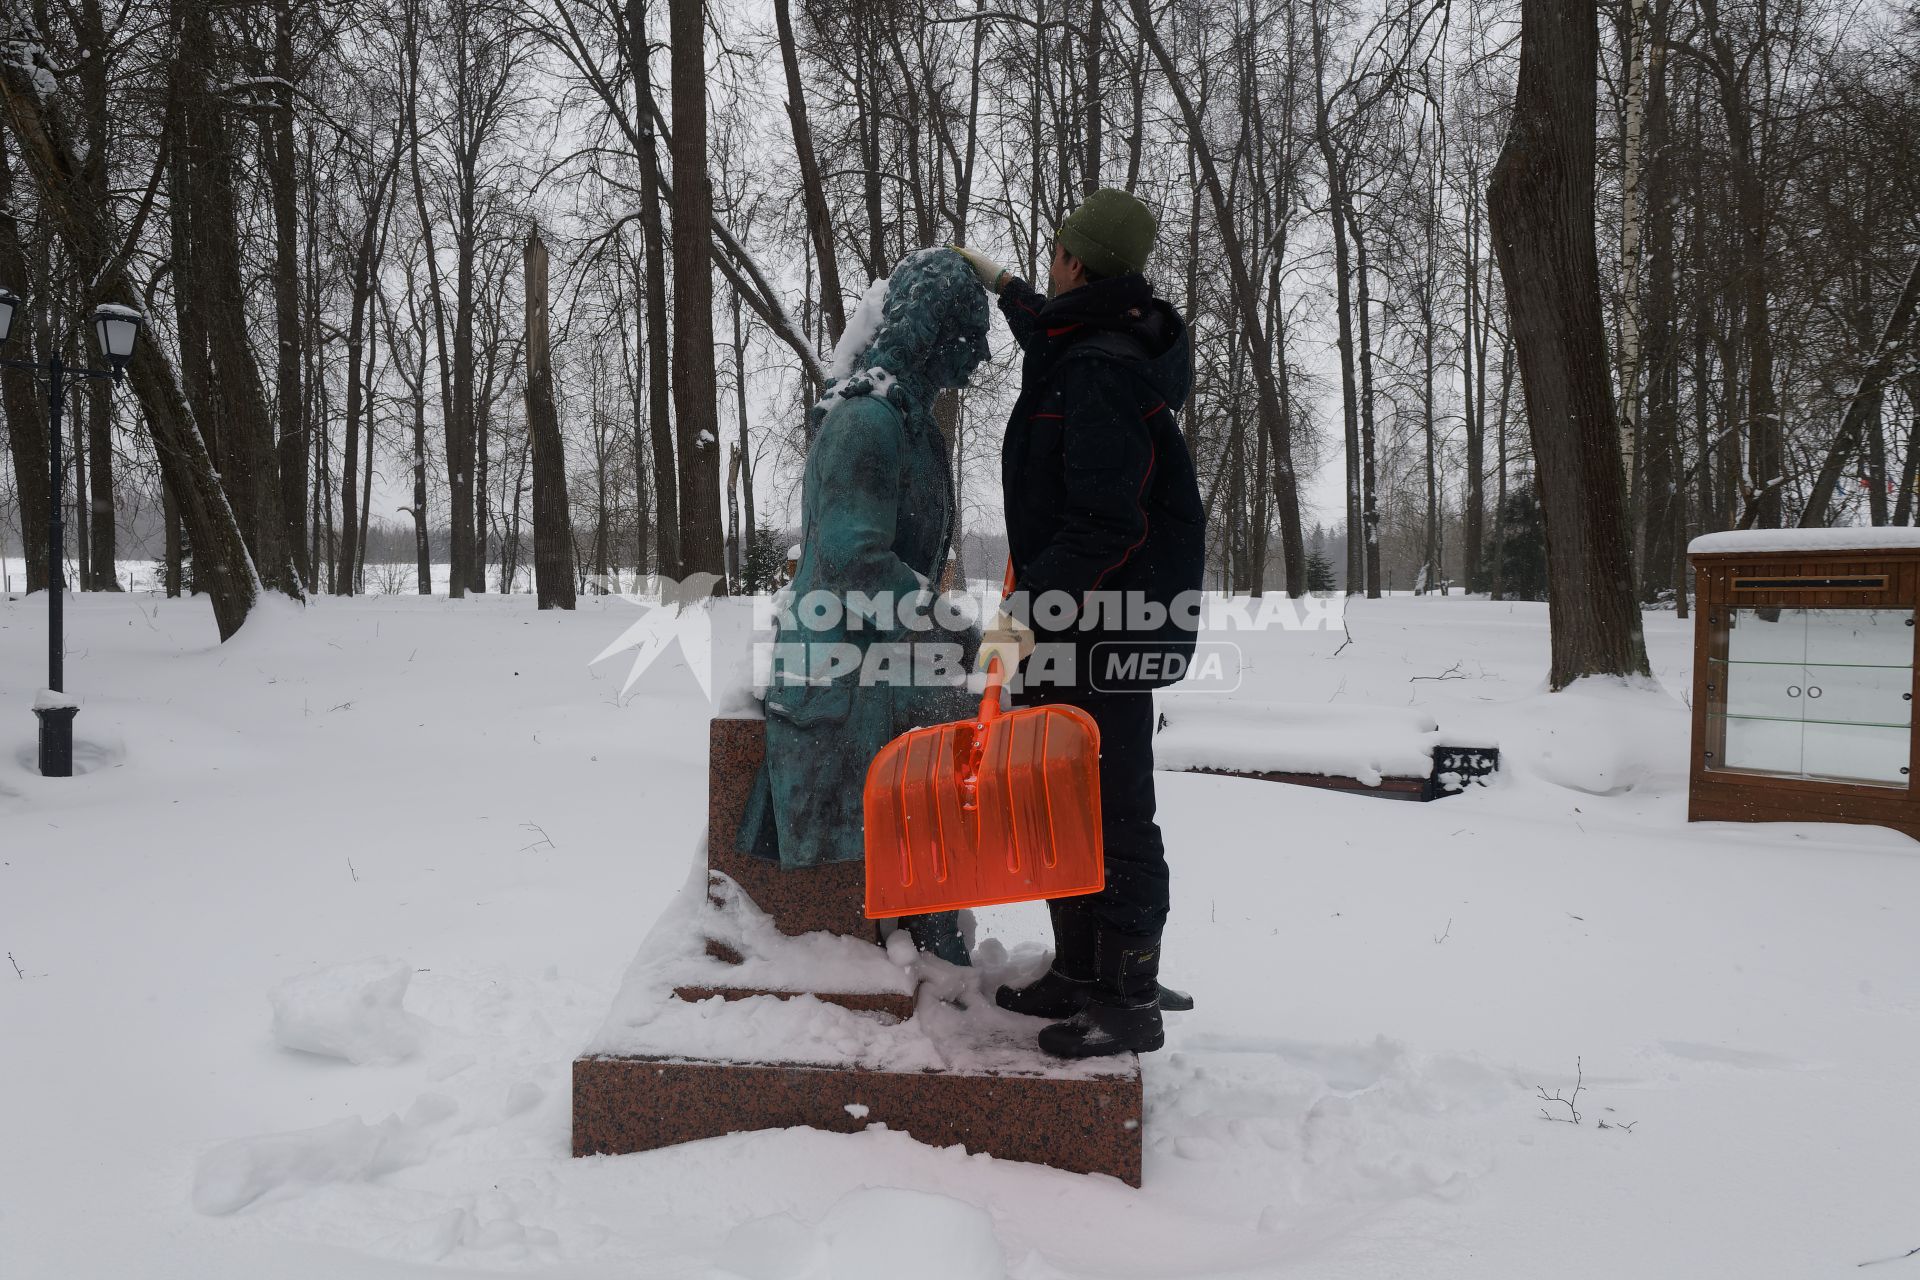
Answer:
[{"left": 863, "top": 659, "right": 1104, "bottom": 919}]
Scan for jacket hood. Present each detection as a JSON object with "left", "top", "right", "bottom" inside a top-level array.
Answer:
[
  {"left": 1041, "top": 274, "right": 1192, "bottom": 414},
  {"left": 1126, "top": 298, "right": 1192, "bottom": 413}
]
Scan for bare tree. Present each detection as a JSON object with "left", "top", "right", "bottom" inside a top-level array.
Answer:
[
  {"left": 1488, "top": 0, "right": 1651, "bottom": 685},
  {"left": 523, "top": 228, "right": 577, "bottom": 607},
  {"left": 667, "top": 0, "right": 725, "bottom": 583}
]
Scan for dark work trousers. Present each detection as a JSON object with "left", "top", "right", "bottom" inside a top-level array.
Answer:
[{"left": 1015, "top": 683, "right": 1169, "bottom": 937}]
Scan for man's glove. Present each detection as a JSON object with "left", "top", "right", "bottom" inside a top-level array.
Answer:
[
  {"left": 950, "top": 245, "right": 1009, "bottom": 294},
  {"left": 975, "top": 609, "right": 1035, "bottom": 677}
]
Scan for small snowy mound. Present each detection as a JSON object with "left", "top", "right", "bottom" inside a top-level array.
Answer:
[
  {"left": 1503, "top": 676, "right": 1684, "bottom": 797},
  {"left": 713, "top": 1188, "right": 1005, "bottom": 1280},
  {"left": 269, "top": 957, "right": 422, "bottom": 1064}
]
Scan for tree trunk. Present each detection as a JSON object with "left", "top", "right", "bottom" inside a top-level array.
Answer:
[
  {"left": 1616, "top": 0, "right": 1651, "bottom": 538},
  {"left": 667, "top": 0, "right": 726, "bottom": 584},
  {"left": 628, "top": 0, "right": 680, "bottom": 578},
  {"left": 271, "top": 0, "right": 308, "bottom": 590},
  {"left": 335, "top": 217, "right": 375, "bottom": 594},
  {"left": 356, "top": 303, "right": 379, "bottom": 592},
  {"left": 0, "top": 137, "right": 48, "bottom": 595},
  {"left": 1351, "top": 203, "right": 1381, "bottom": 598},
  {"left": 1487, "top": 0, "right": 1650, "bottom": 688},
  {"left": 774, "top": 0, "right": 845, "bottom": 344},
  {"left": 1894, "top": 377, "right": 1920, "bottom": 527},
  {"left": 1491, "top": 328, "right": 1514, "bottom": 599},
  {"left": 77, "top": 0, "right": 112, "bottom": 591},
  {"left": 410, "top": 328, "right": 432, "bottom": 595},
  {"left": 163, "top": 481, "right": 183, "bottom": 597},
  {"left": 169, "top": 0, "right": 299, "bottom": 596},
  {"left": 84, "top": 356, "right": 115, "bottom": 588},
  {"left": 726, "top": 444, "right": 742, "bottom": 589},
  {"left": 731, "top": 290, "right": 754, "bottom": 588},
  {"left": 454, "top": 209, "right": 480, "bottom": 595},
  {"left": 1463, "top": 160, "right": 1486, "bottom": 593},
  {"left": 71, "top": 352, "right": 88, "bottom": 591},
  {"left": 524, "top": 230, "right": 577, "bottom": 608},
  {"left": 1310, "top": 0, "right": 1362, "bottom": 596},
  {"left": 1085, "top": 0, "right": 1104, "bottom": 194},
  {"left": 1639, "top": 0, "right": 1679, "bottom": 599},
  {"left": 0, "top": 33, "right": 257, "bottom": 637},
  {"left": 402, "top": 0, "right": 463, "bottom": 596}
]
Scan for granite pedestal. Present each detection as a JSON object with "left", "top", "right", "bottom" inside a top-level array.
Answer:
[{"left": 572, "top": 713, "right": 1146, "bottom": 1185}]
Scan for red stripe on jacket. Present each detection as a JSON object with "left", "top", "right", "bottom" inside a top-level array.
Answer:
[{"left": 1089, "top": 401, "right": 1168, "bottom": 590}]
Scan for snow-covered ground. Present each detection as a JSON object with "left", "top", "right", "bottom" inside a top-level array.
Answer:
[
  {"left": 2, "top": 588, "right": 1916, "bottom": 1278},
  {"left": 0, "top": 558, "right": 537, "bottom": 597}
]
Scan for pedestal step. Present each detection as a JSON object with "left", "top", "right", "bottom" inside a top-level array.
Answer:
[
  {"left": 708, "top": 717, "right": 878, "bottom": 939},
  {"left": 573, "top": 1052, "right": 1143, "bottom": 1185}
]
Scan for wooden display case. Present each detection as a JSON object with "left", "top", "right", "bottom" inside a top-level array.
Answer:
[{"left": 1688, "top": 532, "right": 1920, "bottom": 842}]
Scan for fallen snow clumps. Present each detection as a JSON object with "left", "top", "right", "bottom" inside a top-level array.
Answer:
[
  {"left": 192, "top": 1094, "right": 455, "bottom": 1216},
  {"left": 268, "top": 956, "right": 423, "bottom": 1064}
]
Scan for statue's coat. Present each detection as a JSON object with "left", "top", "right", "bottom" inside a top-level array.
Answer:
[{"left": 739, "top": 249, "right": 989, "bottom": 870}]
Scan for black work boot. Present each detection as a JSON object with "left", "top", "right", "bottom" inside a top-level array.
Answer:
[
  {"left": 998, "top": 900, "right": 1195, "bottom": 1017},
  {"left": 996, "top": 899, "right": 1093, "bottom": 1018},
  {"left": 1037, "top": 927, "right": 1164, "bottom": 1059}
]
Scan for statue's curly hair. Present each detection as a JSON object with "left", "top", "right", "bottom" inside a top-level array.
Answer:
[{"left": 812, "top": 248, "right": 991, "bottom": 433}]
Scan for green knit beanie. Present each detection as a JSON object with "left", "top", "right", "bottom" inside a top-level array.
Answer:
[{"left": 1056, "top": 188, "right": 1157, "bottom": 279}]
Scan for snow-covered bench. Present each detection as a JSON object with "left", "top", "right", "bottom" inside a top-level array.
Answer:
[{"left": 1154, "top": 699, "right": 1498, "bottom": 800}]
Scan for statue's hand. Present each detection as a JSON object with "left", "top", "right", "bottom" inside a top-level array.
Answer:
[{"left": 950, "top": 245, "right": 1009, "bottom": 294}]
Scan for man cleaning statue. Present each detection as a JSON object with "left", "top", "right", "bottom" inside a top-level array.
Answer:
[{"left": 954, "top": 187, "right": 1207, "bottom": 1059}]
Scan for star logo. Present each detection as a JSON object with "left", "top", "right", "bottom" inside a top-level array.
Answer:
[{"left": 590, "top": 572, "right": 724, "bottom": 702}]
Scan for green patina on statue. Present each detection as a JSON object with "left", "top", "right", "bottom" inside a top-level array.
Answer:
[{"left": 737, "top": 249, "right": 988, "bottom": 961}]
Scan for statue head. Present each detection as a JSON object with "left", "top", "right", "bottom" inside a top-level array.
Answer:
[
  {"left": 820, "top": 249, "right": 992, "bottom": 422},
  {"left": 876, "top": 248, "right": 992, "bottom": 390}
]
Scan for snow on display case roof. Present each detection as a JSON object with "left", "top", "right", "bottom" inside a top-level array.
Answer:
[{"left": 1689, "top": 527, "right": 1920, "bottom": 556}]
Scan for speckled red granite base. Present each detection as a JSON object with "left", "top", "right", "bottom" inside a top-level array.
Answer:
[
  {"left": 573, "top": 1053, "right": 1143, "bottom": 1185},
  {"left": 708, "top": 717, "right": 877, "bottom": 941},
  {"left": 572, "top": 714, "right": 1144, "bottom": 1185}
]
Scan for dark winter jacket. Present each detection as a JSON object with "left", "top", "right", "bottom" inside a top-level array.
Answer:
[{"left": 998, "top": 273, "right": 1206, "bottom": 692}]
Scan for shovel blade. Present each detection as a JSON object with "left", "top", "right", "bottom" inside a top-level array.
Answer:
[{"left": 864, "top": 703, "right": 1103, "bottom": 919}]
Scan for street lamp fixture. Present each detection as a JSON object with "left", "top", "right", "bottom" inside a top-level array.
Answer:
[
  {"left": 0, "top": 290, "right": 143, "bottom": 776},
  {"left": 92, "top": 304, "right": 141, "bottom": 375}
]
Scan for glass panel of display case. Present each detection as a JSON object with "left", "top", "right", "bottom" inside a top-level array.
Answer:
[
  {"left": 1711, "top": 606, "right": 1913, "bottom": 787},
  {"left": 1801, "top": 663, "right": 1913, "bottom": 731},
  {"left": 1724, "top": 607, "right": 1808, "bottom": 666},
  {"left": 1720, "top": 658, "right": 1810, "bottom": 725},
  {"left": 1800, "top": 721, "right": 1910, "bottom": 787},
  {"left": 1802, "top": 607, "right": 1913, "bottom": 669},
  {"left": 1719, "top": 712, "right": 1805, "bottom": 777}
]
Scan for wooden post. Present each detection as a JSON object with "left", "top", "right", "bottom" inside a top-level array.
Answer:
[{"left": 524, "top": 228, "right": 577, "bottom": 610}]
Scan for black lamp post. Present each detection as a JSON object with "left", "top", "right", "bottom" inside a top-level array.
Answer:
[{"left": 0, "top": 291, "right": 143, "bottom": 777}]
